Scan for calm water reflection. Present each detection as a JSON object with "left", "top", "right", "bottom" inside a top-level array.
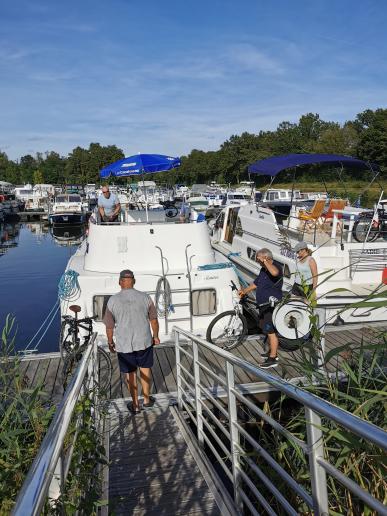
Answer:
[{"left": 0, "top": 221, "right": 85, "bottom": 353}]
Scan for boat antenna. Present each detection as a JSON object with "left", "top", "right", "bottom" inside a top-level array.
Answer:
[
  {"left": 287, "top": 167, "right": 297, "bottom": 228},
  {"left": 338, "top": 162, "right": 350, "bottom": 201}
]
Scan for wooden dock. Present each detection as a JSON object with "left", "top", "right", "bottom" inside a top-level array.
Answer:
[{"left": 19, "top": 323, "right": 387, "bottom": 404}]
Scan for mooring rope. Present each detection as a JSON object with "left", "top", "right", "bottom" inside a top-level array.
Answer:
[
  {"left": 23, "top": 300, "right": 60, "bottom": 351},
  {"left": 58, "top": 269, "right": 80, "bottom": 301}
]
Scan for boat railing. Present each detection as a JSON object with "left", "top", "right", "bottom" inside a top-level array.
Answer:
[
  {"left": 12, "top": 333, "right": 103, "bottom": 516},
  {"left": 173, "top": 325, "right": 387, "bottom": 515}
]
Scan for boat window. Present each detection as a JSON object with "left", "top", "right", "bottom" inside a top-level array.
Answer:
[
  {"left": 69, "top": 195, "right": 81, "bottom": 202},
  {"left": 280, "top": 192, "right": 287, "bottom": 198},
  {"left": 56, "top": 195, "right": 67, "bottom": 202},
  {"left": 191, "top": 289, "right": 216, "bottom": 316},
  {"left": 93, "top": 295, "right": 112, "bottom": 320}
]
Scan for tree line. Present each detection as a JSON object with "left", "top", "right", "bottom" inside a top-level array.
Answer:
[{"left": 0, "top": 109, "right": 385, "bottom": 187}]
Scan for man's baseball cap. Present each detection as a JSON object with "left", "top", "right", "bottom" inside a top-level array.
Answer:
[
  {"left": 119, "top": 269, "right": 134, "bottom": 279},
  {"left": 294, "top": 241, "right": 309, "bottom": 252}
]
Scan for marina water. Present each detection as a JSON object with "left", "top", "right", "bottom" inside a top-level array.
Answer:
[{"left": 0, "top": 221, "right": 84, "bottom": 353}]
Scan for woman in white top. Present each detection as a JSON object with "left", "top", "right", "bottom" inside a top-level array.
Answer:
[{"left": 291, "top": 241, "right": 318, "bottom": 298}]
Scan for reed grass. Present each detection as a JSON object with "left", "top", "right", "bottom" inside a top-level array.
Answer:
[
  {"left": 0, "top": 316, "right": 55, "bottom": 513},
  {"left": 243, "top": 326, "right": 387, "bottom": 514}
]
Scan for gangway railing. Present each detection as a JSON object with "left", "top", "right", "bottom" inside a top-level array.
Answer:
[
  {"left": 173, "top": 326, "right": 387, "bottom": 516},
  {"left": 12, "top": 333, "right": 106, "bottom": 516}
]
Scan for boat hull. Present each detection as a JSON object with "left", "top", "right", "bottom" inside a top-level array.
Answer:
[{"left": 50, "top": 213, "right": 85, "bottom": 225}]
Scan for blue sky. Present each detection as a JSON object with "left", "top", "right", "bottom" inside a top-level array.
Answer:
[{"left": 1, "top": 0, "right": 386, "bottom": 160}]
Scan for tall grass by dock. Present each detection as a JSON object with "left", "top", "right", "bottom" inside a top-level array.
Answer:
[{"left": 0, "top": 316, "right": 55, "bottom": 513}]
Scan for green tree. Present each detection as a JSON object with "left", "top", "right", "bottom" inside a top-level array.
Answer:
[
  {"left": 33, "top": 169, "right": 44, "bottom": 184},
  {"left": 354, "top": 109, "right": 387, "bottom": 172}
]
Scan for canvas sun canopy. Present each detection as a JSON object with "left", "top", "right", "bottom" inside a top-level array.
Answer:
[{"left": 248, "top": 153, "right": 379, "bottom": 177}]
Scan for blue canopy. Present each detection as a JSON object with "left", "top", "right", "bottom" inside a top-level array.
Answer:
[
  {"left": 100, "top": 153, "right": 181, "bottom": 178},
  {"left": 248, "top": 153, "right": 378, "bottom": 176}
]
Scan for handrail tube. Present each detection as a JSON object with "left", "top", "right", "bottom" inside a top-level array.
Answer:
[
  {"left": 238, "top": 488, "right": 260, "bottom": 516},
  {"left": 198, "top": 383, "right": 230, "bottom": 419},
  {"left": 200, "top": 414, "right": 231, "bottom": 459},
  {"left": 196, "top": 360, "right": 228, "bottom": 387},
  {"left": 237, "top": 466, "right": 277, "bottom": 516},
  {"left": 177, "top": 345, "right": 194, "bottom": 360},
  {"left": 198, "top": 398, "right": 231, "bottom": 440},
  {"left": 317, "top": 459, "right": 387, "bottom": 515},
  {"left": 179, "top": 362, "right": 195, "bottom": 383},
  {"left": 178, "top": 373, "right": 196, "bottom": 397},
  {"left": 13, "top": 334, "right": 98, "bottom": 516},
  {"left": 240, "top": 454, "right": 298, "bottom": 516},
  {"left": 198, "top": 428, "right": 234, "bottom": 481},
  {"left": 235, "top": 422, "right": 313, "bottom": 507},
  {"left": 172, "top": 326, "right": 387, "bottom": 452},
  {"left": 232, "top": 386, "right": 307, "bottom": 452}
]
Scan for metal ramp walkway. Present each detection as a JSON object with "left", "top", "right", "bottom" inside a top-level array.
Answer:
[
  {"left": 12, "top": 329, "right": 387, "bottom": 516},
  {"left": 108, "top": 396, "right": 230, "bottom": 515}
]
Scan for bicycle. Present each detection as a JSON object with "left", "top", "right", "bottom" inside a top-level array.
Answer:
[
  {"left": 352, "top": 200, "right": 387, "bottom": 243},
  {"left": 60, "top": 304, "right": 113, "bottom": 394},
  {"left": 161, "top": 200, "right": 179, "bottom": 218},
  {"left": 206, "top": 281, "right": 309, "bottom": 352}
]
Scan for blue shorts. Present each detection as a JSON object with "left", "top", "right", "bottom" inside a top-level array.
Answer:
[
  {"left": 259, "top": 308, "right": 276, "bottom": 335},
  {"left": 117, "top": 346, "right": 154, "bottom": 373}
]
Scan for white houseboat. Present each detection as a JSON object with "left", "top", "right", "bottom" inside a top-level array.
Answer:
[
  {"left": 49, "top": 194, "right": 86, "bottom": 225},
  {"left": 210, "top": 154, "right": 387, "bottom": 326},
  {"left": 61, "top": 215, "right": 241, "bottom": 344}
]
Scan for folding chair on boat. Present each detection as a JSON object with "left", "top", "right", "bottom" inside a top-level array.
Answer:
[
  {"left": 298, "top": 199, "right": 326, "bottom": 237},
  {"left": 320, "top": 199, "right": 347, "bottom": 231}
]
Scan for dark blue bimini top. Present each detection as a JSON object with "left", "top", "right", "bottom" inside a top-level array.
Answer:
[{"left": 248, "top": 153, "right": 378, "bottom": 176}]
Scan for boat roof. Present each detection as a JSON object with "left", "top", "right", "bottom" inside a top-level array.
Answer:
[{"left": 248, "top": 153, "right": 379, "bottom": 176}]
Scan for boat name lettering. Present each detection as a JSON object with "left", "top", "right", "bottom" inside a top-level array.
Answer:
[
  {"left": 204, "top": 275, "right": 218, "bottom": 280},
  {"left": 361, "top": 248, "right": 387, "bottom": 255},
  {"left": 280, "top": 246, "right": 296, "bottom": 259}
]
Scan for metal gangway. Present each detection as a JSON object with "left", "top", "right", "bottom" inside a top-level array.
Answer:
[{"left": 13, "top": 328, "right": 387, "bottom": 515}]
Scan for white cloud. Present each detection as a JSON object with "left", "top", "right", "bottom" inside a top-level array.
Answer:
[{"left": 227, "top": 43, "right": 285, "bottom": 74}]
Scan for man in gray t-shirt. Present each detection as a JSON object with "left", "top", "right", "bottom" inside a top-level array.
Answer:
[
  {"left": 98, "top": 185, "right": 121, "bottom": 222},
  {"left": 103, "top": 269, "right": 159, "bottom": 414}
]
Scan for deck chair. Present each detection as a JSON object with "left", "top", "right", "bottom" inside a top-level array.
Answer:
[
  {"left": 320, "top": 199, "right": 347, "bottom": 233},
  {"left": 321, "top": 199, "right": 347, "bottom": 222},
  {"left": 298, "top": 199, "right": 326, "bottom": 236}
]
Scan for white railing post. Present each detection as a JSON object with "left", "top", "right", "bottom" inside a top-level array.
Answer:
[
  {"left": 175, "top": 331, "right": 183, "bottom": 411},
  {"left": 226, "top": 361, "right": 242, "bottom": 510},
  {"left": 316, "top": 307, "right": 326, "bottom": 372},
  {"left": 192, "top": 339, "right": 204, "bottom": 447},
  {"left": 305, "top": 407, "right": 329, "bottom": 516},
  {"left": 47, "top": 454, "right": 63, "bottom": 501}
]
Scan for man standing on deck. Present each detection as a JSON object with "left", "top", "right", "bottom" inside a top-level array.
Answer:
[
  {"left": 98, "top": 185, "right": 121, "bottom": 222},
  {"left": 103, "top": 269, "right": 160, "bottom": 414},
  {"left": 238, "top": 248, "right": 283, "bottom": 369}
]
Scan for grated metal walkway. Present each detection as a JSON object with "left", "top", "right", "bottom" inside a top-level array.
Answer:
[{"left": 107, "top": 397, "right": 224, "bottom": 516}]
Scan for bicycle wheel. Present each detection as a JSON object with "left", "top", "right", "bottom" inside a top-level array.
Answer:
[
  {"left": 206, "top": 311, "right": 248, "bottom": 350},
  {"left": 96, "top": 346, "right": 113, "bottom": 396},
  {"left": 59, "top": 321, "right": 77, "bottom": 360},
  {"left": 165, "top": 206, "right": 178, "bottom": 218},
  {"left": 62, "top": 352, "right": 78, "bottom": 391},
  {"left": 352, "top": 217, "right": 379, "bottom": 243}
]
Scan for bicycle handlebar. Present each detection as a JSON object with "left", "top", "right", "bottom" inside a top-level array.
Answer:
[{"left": 62, "top": 315, "right": 97, "bottom": 324}]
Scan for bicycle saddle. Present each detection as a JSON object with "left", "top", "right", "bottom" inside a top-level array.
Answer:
[{"left": 69, "top": 304, "right": 82, "bottom": 314}]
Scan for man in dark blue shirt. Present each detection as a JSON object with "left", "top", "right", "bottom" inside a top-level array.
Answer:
[{"left": 239, "top": 248, "right": 283, "bottom": 369}]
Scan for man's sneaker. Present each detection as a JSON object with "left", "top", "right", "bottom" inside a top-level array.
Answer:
[
  {"left": 143, "top": 395, "right": 156, "bottom": 409},
  {"left": 260, "top": 356, "right": 279, "bottom": 369},
  {"left": 127, "top": 402, "right": 141, "bottom": 415},
  {"left": 260, "top": 350, "right": 270, "bottom": 358}
]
